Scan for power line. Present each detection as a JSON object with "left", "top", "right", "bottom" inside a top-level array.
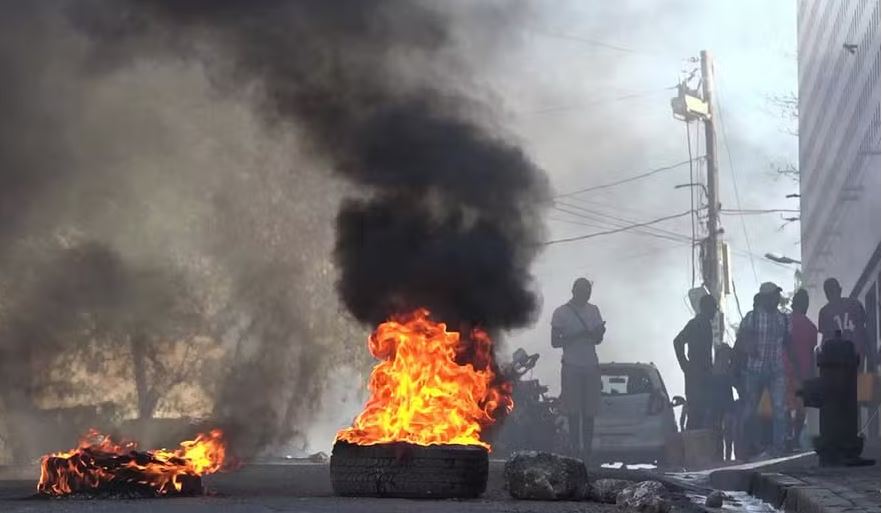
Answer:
[
  {"left": 552, "top": 201, "right": 692, "bottom": 243},
  {"left": 551, "top": 206, "right": 688, "bottom": 244},
  {"left": 523, "top": 88, "right": 674, "bottom": 115},
  {"left": 548, "top": 215, "right": 609, "bottom": 230},
  {"left": 686, "top": 120, "right": 697, "bottom": 287},
  {"left": 720, "top": 208, "right": 800, "bottom": 215},
  {"left": 714, "top": 83, "right": 758, "bottom": 284},
  {"left": 557, "top": 193, "right": 678, "bottom": 223},
  {"left": 555, "top": 158, "right": 702, "bottom": 198},
  {"left": 543, "top": 209, "right": 697, "bottom": 246},
  {"left": 529, "top": 29, "right": 648, "bottom": 54}
]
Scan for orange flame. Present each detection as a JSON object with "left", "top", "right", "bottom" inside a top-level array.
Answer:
[
  {"left": 336, "top": 308, "right": 512, "bottom": 449},
  {"left": 37, "top": 428, "right": 227, "bottom": 496}
]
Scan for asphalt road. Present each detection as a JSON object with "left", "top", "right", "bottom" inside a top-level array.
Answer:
[{"left": 0, "top": 462, "right": 701, "bottom": 513}]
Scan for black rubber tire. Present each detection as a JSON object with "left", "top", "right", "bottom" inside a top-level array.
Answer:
[{"left": 330, "top": 440, "right": 489, "bottom": 499}]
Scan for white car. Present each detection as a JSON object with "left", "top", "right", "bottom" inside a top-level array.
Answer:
[{"left": 592, "top": 362, "right": 679, "bottom": 466}]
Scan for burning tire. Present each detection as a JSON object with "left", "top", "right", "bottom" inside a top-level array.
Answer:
[{"left": 330, "top": 440, "right": 488, "bottom": 499}]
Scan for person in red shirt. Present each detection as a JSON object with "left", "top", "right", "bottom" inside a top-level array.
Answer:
[{"left": 786, "top": 289, "right": 817, "bottom": 446}]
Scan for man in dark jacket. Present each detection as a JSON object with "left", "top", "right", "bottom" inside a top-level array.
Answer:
[{"left": 674, "top": 294, "right": 718, "bottom": 429}]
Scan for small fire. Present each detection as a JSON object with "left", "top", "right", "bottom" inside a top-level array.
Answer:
[
  {"left": 38, "top": 428, "right": 227, "bottom": 497},
  {"left": 337, "top": 308, "right": 512, "bottom": 449}
]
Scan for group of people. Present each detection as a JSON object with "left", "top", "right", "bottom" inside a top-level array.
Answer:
[
  {"left": 546, "top": 275, "right": 869, "bottom": 464},
  {"left": 674, "top": 277, "right": 869, "bottom": 460}
]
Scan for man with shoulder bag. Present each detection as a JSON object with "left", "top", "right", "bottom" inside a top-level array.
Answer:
[{"left": 551, "top": 278, "right": 606, "bottom": 463}]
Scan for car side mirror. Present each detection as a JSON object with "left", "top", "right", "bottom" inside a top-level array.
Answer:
[{"left": 670, "top": 395, "right": 686, "bottom": 407}]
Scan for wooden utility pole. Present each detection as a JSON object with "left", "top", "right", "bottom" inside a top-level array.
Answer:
[
  {"left": 700, "top": 50, "right": 724, "bottom": 348},
  {"left": 701, "top": 50, "right": 721, "bottom": 303}
]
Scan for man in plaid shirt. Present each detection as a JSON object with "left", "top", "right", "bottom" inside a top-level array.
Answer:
[{"left": 736, "top": 282, "right": 792, "bottom": 457}]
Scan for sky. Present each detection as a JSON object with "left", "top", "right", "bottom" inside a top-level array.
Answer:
[{"left": 486, "top": 0, "right": 801, "bottom": 400}]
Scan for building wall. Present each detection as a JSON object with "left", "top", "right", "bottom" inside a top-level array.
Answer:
[{"left": 798, "top": 0, "right": 881, "bottom": 356}]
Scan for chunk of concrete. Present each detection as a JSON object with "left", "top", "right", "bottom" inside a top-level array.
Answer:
[
  {"left": 616, "top": 480, "right": 670, "bottom": 513},
  {"left": 589, "top": 478, "right": 634, "bottom": 503},
  {"left": 504, "top": 451, "right": 588, "bottom": 500},
  {"left": 705, "top": 490, "right": 726, "bottom": 507}
]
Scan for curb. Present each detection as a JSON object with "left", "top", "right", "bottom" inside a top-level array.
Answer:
[
  {"left": 750, "top": 472, "right": 808, "bottom": 510},
  {"left": 707, "top": 452, "right": 816, "bottom": 491},
  {"left": 729, "top": 471, "right": 875, "bottom": 513}
]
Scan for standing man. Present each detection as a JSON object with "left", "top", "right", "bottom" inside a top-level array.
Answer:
[
  {"left": 673, "top": 294, "right": 718, "bottom": 429},
  {"left": 818, "top": 278, "right": 867, "bottom": 360},
  {"left": 736, "top": 282, "right": 793, "bottom": 457},
  {"left": 787, "top": 289, "right": 817, "bottom": 446},
  {"left": 551, "top": 277, "right": 605, "bottom": 463}
]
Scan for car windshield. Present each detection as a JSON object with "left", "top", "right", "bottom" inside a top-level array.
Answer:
[{"left": 600, "top": 369, "right": 653, "bottom": 396}]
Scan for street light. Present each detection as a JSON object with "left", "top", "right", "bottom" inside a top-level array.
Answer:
[
  {"left": 765, "top": 253, "right": 801, "bottom": 265},
  {"left": 674, "top": 182, "right": 709, "bottom": 197}
]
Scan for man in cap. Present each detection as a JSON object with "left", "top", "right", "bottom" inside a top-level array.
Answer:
[
  {"left": 736, "top": 282, "right": 792, "bottom": 457},
  {"left": 551, "top": 277, "right": 606, "bottom": 463}
]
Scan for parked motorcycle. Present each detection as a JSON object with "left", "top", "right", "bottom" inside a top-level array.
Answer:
[{"left": 491, "top": 348, "right": 568, "bottom": 457}]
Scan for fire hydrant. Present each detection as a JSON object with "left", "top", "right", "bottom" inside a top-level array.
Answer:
[{"left": 798, "top": 331, "right": 873, "bottom": 466}]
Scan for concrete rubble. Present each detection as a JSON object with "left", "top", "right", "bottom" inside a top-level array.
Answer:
[
  {"left": 503, "top": 451, "right": 588, "bottom": 500},
  {"left": 615, "top": 480, "right": 670, "bottom": 513},
  {"left": 704, "top": 490, "right": 725, "bottom": 507},
  {"left": 588, "top": 478, "right": 634, "bottom": 503}
]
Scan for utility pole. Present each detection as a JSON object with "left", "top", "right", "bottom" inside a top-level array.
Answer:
[
  {"left": 701, "top": 50, "right": 722, "bottom": 304},
  {"left": 671, "top": 50, "right": 726, "bottom": 347},
  {"left": 700, "top": 50, "right": 725, "bottom": 349}
]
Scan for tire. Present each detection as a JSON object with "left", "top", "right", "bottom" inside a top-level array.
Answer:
[{"left": 329, "top": 440, "right": 489, "bottom": 499}]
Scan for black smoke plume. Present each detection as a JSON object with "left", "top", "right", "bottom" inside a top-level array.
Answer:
[
  {"left": 71, "top": 0, "right": 549, "bottom": 331},
  {"left": 0, "top": 1, "right": 547, "bottom": 460}
]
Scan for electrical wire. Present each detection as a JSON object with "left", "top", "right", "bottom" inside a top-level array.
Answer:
[
  {"left": 552, "top": 201, "right": 693, "bottom": 243},
  {"left": 547, "top": 215, "right": 610, "bottom": 230},
  {"left": 714, "top": 83, "right": 758, "bottom": 285},
  {"left": 720, "top": 208, "right": 800, "bottom": 215},
  {"left": 551, "top": 207, "right": 689, "bottom": 244},
  {"left": 554, "top": 158, "right": 702, "bottom": 198},
  {"left": 529, "top": 29, "right": 649, "bottom": 55},
  {"left": 686, "top": 120, "right": 697, "bottom": 288},
  {"left": 543, "top": 209, "right": 697, "bottom": 246},
  {"left": 557, "top": 193, "right": 683, "bottom": 225},
  {"left": 524, "top": 88, "right": 674, "bottom": 116}
]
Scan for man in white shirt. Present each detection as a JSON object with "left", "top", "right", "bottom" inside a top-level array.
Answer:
[{"left": 551, "top": 277, "right": 606, "bottom": 463}]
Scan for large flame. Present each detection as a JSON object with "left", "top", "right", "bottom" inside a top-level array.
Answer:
[
  {"left": 337, "top": 308, "right": 512, "bottom": 449},
  {"left": 37, "top": 428, "right": 227, "bottom": 496}
]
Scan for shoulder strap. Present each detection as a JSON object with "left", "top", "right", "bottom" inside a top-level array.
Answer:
[{"left": 566, "top": 303, "right": 592, "bottom": 331}]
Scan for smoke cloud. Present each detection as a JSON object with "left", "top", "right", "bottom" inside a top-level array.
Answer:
[
  {"left": 71, "top": 0, "right": 550, "bottom": 330},
  {"left": 0, "top": 1, "right": 548, "bottom": 459}
]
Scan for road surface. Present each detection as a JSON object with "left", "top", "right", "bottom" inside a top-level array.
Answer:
[{"left": 0, "top": 461, "right": 703, "bottom": 513}]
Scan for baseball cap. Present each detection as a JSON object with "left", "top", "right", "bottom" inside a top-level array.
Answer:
[{"left": 759, "top": 282, "right": 782, "bottom": 295}]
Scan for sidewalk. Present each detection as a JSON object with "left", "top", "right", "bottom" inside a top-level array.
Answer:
[
  {"left": 750, "top": 465, "right": 879, "bottom": 513},
  {"left": 709, "top": 455, "right": 880, "bottom": 513}
]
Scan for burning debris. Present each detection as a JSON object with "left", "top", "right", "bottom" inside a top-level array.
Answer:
[
  {"left": 37, "top": 429, "right": 227, "bottom": 498},
  {"left": 331, "top": 309, "right": 511, "bottom": 498},
  {"left": 336, "top": 308, "right": 512, "bottom": 448}
]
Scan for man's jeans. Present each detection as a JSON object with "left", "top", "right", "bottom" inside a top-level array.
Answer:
[{"left": 741, "top": 368, "right": 787, "bottom": 454}]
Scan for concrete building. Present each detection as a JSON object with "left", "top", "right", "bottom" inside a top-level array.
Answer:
[
  {"left": 798, "top": 0, "right": 880, "bottom": 448},
  {"left": 798, "top": 0, "right": 880, "bottom": 357}
]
